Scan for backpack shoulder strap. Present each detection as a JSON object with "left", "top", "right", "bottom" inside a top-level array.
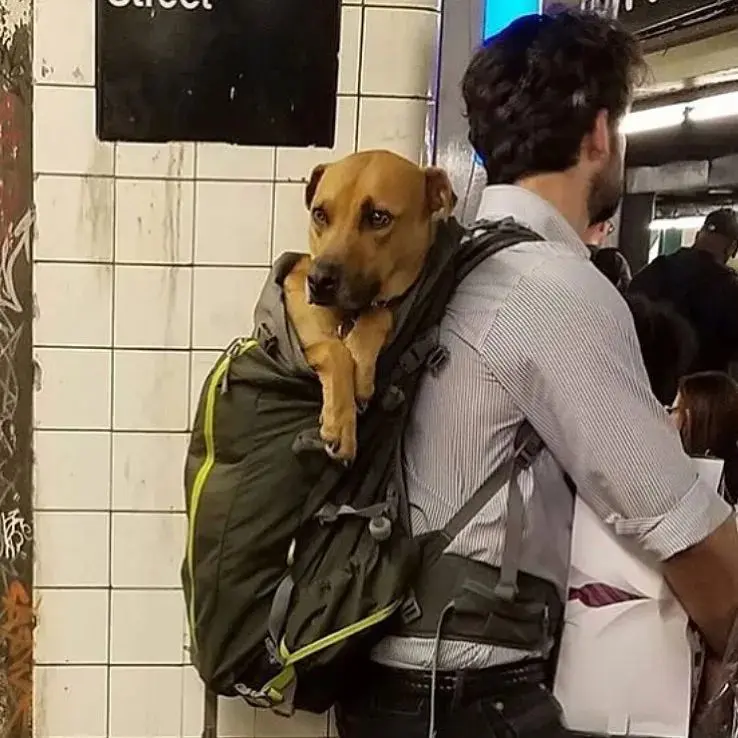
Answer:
[
  {"left": 440, "top": 422, "right": 543, "bottom": 600},
  {"left": 455, "top": 217, "right": 544, "bottom": 284}
]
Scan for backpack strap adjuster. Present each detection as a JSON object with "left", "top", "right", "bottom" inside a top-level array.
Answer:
[
  {"left": 382, "top": 385, "right": 405, "bottom": 412},
  {"left": 426, "top": 345, "right": 449, "bottom": 375}
]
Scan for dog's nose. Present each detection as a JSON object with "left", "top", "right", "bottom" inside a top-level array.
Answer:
[{"left": 307, "top": 262, "right": 341, "bottom": 304}]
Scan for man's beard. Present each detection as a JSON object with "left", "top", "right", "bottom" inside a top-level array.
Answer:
[{"left": 588, "top": 155, "right": 624, "bottom": 228}]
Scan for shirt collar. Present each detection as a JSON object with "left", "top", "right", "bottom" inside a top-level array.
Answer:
[{"left": 476, "top": 184, "right": 589, "bottom": 259}]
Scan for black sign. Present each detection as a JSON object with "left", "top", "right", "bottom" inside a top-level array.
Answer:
[
  {"left": 619, "top": 0, "right": 733, "bottom": 36},
  {"left": 97, "top": 0, "right": 341, "bottom": 146}
]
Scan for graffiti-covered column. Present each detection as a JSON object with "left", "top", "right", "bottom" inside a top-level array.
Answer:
[{"left": 0, "top": 3, "right": 34, "bottom": 738}]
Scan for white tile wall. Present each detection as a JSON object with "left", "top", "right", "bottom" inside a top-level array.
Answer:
[{"left": 32, "top": 0, "right": 441, "bottom": 735}]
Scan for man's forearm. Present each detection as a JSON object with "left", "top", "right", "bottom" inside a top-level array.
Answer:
[{"left": 664, "top": 518, "right": 738, "bottom": 656}]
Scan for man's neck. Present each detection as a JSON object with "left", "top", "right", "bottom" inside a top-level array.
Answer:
[
  {"left": 694, "top": 242, "right": 725, "bottom": 265},
  {"left": 516, "top": 171, "right": 591, "bottom": 240}
]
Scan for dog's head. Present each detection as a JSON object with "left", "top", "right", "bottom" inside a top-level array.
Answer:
[{"left": 303, "top": 150, "right": 457, "bottom": 312}]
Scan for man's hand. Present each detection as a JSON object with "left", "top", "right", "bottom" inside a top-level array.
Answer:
[{"left": 664, "top": 517, "right": 738, "bottom": 656}]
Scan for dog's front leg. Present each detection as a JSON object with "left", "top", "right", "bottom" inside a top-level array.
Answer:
[
  {"left": 284, "top": 265, "right": 358, "bottom": 462},
  {"left": 343, "top": 307, "right": 394, "bottom": 410}
]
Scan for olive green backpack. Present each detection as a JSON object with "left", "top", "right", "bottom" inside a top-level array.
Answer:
[{"left": 181, "top": 218, "right": 558, "bottom": 715}]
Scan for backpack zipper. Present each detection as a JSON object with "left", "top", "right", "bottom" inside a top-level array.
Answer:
[{"left": 186, "top": 337, "right": 257, "bottom": 655}]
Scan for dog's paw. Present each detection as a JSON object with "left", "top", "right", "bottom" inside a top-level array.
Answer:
[{"left": 320, "top": 410, "right": 357, "bottom": 464}]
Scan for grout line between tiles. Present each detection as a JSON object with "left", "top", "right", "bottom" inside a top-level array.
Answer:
[
  {"left": 354, "top": 0, "right": 367, "bottom": 150},
  {"left": 269, "top": 148, "right": 278, "bottom": 263},
  {"left": 33, "top": 344, "right": 229, "bottom": 353},
  {"left": 106, "top": 140, "right": 118, "bottom": 738},
  {"left": 187, "top": 143, "right": 200, "bottom": 427},
  {"left": 33, "top": 258, "right": 272, "bottom": 268},
  {"left": 35, "top": 585, "right": 185, "bottom": 591},
  {"left": 33, "top": 427, "right": 193, "bottom": 434}
]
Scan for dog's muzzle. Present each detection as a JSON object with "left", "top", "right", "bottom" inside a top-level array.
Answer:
[{"left": 307, "top": 262, "right": 341, "bottom": 306}]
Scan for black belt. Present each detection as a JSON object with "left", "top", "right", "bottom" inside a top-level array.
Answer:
[{"left": 366, "top": 659, "right": 547, "bottom": 701}]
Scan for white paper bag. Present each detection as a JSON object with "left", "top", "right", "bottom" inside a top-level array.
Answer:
[{"left": 553, "top": 498, "right": 693, "bottom": 737}]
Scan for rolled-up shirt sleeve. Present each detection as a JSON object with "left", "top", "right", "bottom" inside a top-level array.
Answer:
[{"left": 482, "top": 262, "right": 731, "bottom": 562}]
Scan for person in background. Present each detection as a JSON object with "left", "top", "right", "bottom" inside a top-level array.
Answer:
[
  {"left": 590, "top": 246, "right": 693, "bottom": 404},
  {"left": 672, "top": 372, "right": 738, "bottom": 505},
  {"left": 629, "top": 208, "right": 738, "bottom": 374},
  {"left": 592, "top": 246, "right": 632, "bottom": 291},
  {"left": 584, "top": 218, "right": 614, "bottom": 255},
  {"left": 626, "top": 294, "right": 697, "bottom": 406}
]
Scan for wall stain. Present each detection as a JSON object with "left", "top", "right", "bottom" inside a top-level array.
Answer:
[{"left": 0, "top": 4, "right": 33, "bottom": 738}]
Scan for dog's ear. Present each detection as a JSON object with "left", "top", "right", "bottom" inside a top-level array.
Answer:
[
  {"left": 305, "top": 164, "right": 327, "bottom": 209},
  {"left": 424, "top": 167, "right": 458, "bottom": 221}
]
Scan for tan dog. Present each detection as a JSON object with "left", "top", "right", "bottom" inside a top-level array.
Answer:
[{"left": 283, "top": 150, "right": 457, "bottom": 462}]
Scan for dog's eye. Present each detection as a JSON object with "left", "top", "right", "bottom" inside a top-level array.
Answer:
[
  {"left": 368, "top": 210, "right": 392, "bottom": 229},
  {"left": 312, "top": 207, "right": 328, "bottom": 226}
]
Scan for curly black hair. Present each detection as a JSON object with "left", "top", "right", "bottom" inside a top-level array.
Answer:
[{"left": 462, "top": 10, "right": 646, "bottom": 185}]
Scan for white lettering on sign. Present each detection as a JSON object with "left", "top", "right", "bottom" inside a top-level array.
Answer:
[{"left": 106, "top": 0, "right": 214, "bottom": 9}]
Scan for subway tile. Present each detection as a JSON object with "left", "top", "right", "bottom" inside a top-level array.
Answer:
[
  {"left": 34, "top": 175, "right": 114, "bottom": 263},
  {"left": 110, "top": 589, "right": 186, "bottom": 664},
  {"left": 34, "top": 512, "right": 109, "bottom": 587},
  {"left": 34, "top": 86, "right": 113, "bottom": 175},
  {"left": 34, "top": 0, "right": 95, "bottom": 86},
  {"left": 34, "top": 348, "right": 112, "bottom": 430},
  {"left": 217, "top": 696, "right": 256, "bottom": 738},
  {"left": 111, "top": 432, "right": 188, "bottom": 512},
  {"left": 182, "top": 666, "right": 205, "bottom": 737},
  {"left": 338, "top": 7, "right": 362, "bottom": 95},
  {"left": 109, "top": 666, "right": 183, "bottom": 738},
  {"left": 191, "top": 267, "right": 269, "bottom": 351},
  {"left": 34, "top": 430, "right": 111, "bottom": 510},
  {"left": 115, "top": 178, "right": 195, "bottom": 264},
  {"left": 358, "top": 96, "right": 432, "bottom": 164},
  {"left": 194, "top": 181, "right": 272, "bottom": 266},
  {"left": 275, "top": 97, "right": 357, "bottom": 182},
  {"left": 254, "top": 710, "right": 330, "bottom": 738},
  {"left": 116, "top": 141, "right": 195, "bottom": 179},
  {"left": 190, "top": 351, "right": 222, "bottom": 422},
  {"left": 114, "top": 265, "right": 192, "bottom": 349},
  {"left": 34, "top": 263, "right": 113, "bottom": 347},
  {"left": 361, "top": 7, "right": 438, "bottom": 97},
  {"left": 272, "top": 183, "right": 310, "bottom": 261},
  {"left": 113, "top": 350, "right": 190, "bottom": 432},
  {"left": 34, "top": 665, "right": 108, "bottom": 738},
  {"left": 196, "top": 144, "right": 274, "bottom": 181},
  {"left": 111, "top": 512, "right": 186, "bottom": 588},
  {"left": 34, "top": 588, "right": 109, "bottom": 664}
]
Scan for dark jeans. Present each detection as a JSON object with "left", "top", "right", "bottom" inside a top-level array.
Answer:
[{"left": 335, "top": 659, "right": 569, "bottom": 738}]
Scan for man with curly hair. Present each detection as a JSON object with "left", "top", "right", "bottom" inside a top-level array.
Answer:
[{"left": 335, "top": 10, "right": 738, "bottom": 738}]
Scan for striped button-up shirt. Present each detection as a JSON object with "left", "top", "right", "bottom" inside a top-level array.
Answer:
[{"left": 372, "top": 185, "right": 731, "bottom": 670}]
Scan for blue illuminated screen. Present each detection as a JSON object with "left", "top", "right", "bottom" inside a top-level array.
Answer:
[
  {"left": 483, "top": 0, "right": 540, "bottom": 40},
  {"left": 475, "top": 1, "right": 540, "bottom": 165}
]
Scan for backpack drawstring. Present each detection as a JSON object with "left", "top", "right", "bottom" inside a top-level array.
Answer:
[{"left": 428, "top": 602, "right": 455, "bottom": 738}]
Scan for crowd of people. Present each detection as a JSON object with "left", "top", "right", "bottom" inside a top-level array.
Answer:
[{"left": 587, "top": 208, "right": 738, "bottom": 502}]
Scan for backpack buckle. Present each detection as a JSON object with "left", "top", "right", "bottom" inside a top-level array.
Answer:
[
  {"left": 515, "top": 433, "right": 544, "bottom": 469},
  {"left": 426, "top": 345, "right": 449, "bottom": 375},
  {"left": 400, "top": 593, "right": 422, "bottom": 625},
  {"left": 382, "top": 385, "right": 405, "bottom": 412},
  {"left": 257, "top": 323, "right": 278, "bottom": 355}
]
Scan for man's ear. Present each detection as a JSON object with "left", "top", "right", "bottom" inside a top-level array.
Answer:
[
  {"left": 305, "top": 164, "right": 327, "bottom": 209},
  {"left": 587, "top": 109, "right": 612, "bottom": 164},
  {"left": 425, "top": 167, "right": 458, "bottom": 220}
]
